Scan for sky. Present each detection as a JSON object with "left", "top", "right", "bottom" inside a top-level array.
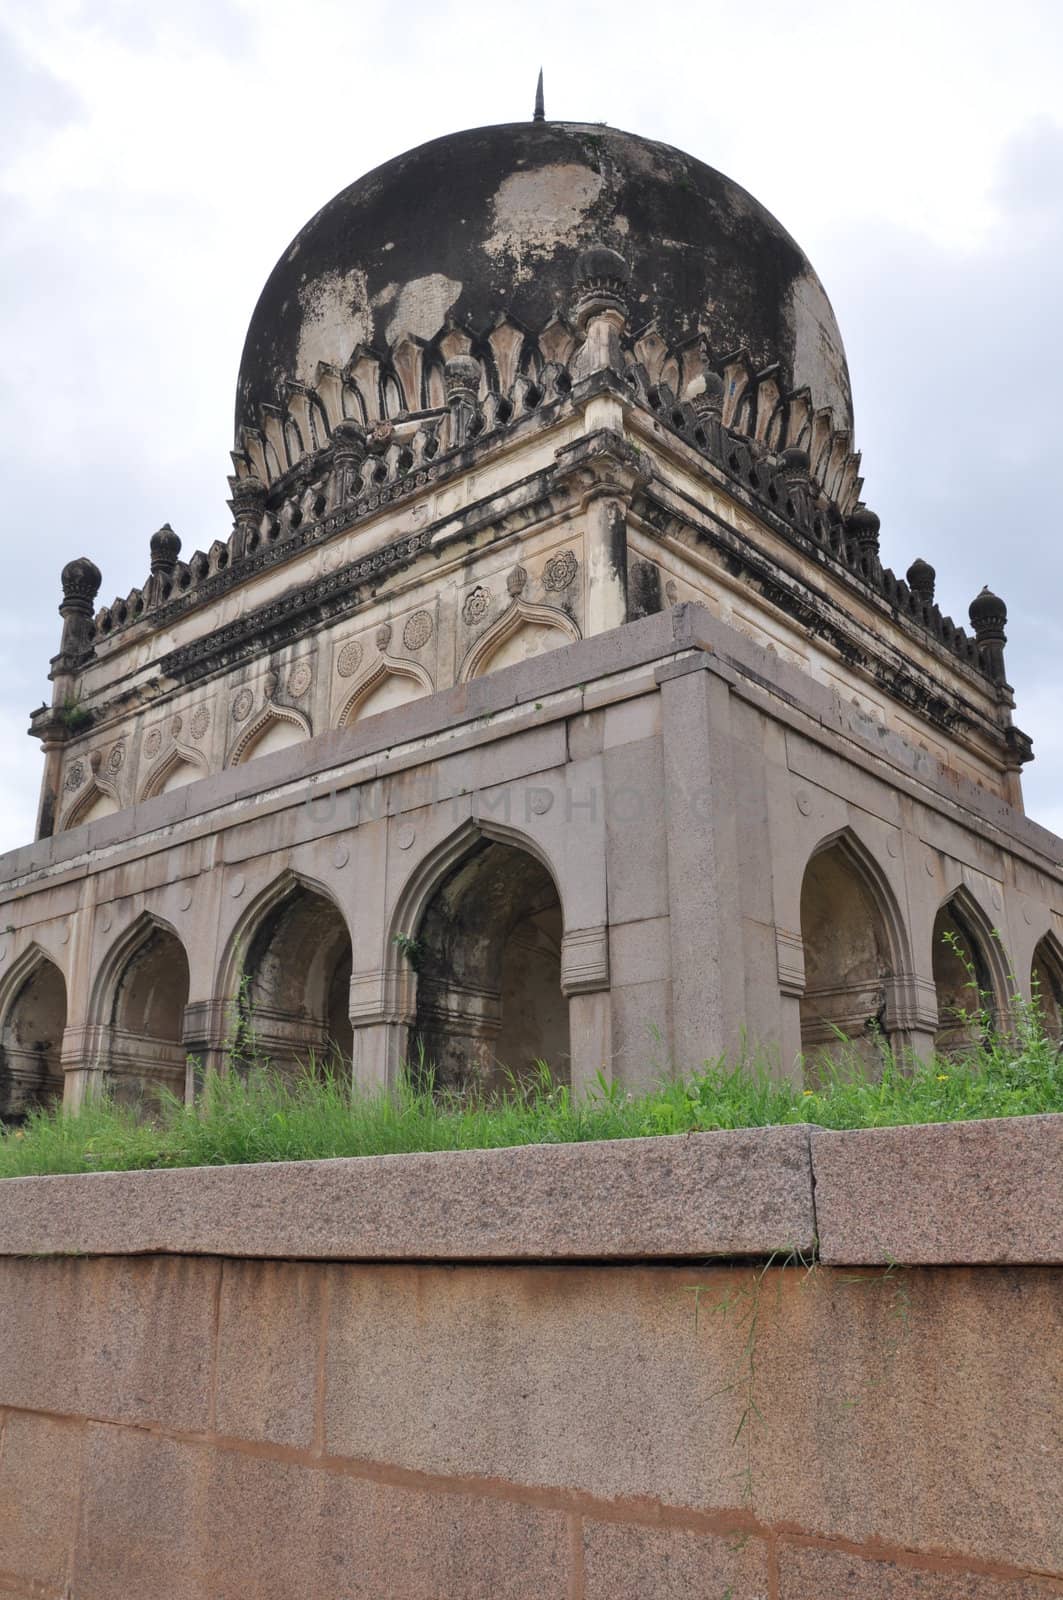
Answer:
[{"left": 0, "top": 0, "right": 1061, "bottom": 847}]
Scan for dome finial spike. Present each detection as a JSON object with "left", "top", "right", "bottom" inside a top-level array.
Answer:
[{"left": 533, "top": 68, "right": 545, "bottom": 122}]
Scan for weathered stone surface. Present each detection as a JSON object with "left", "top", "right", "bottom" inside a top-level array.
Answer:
[
  {"left": 0, "top": 1126, "right": 816, "bottom": 1261},
  {"left": 582, "top": 1520, "right": 768, "bottom": 1598},
  {"left": 776, "top": 1545, "right": 1060, "bottom": 1598},
  {"left": 324, "top": 1263, "right": 752, "bottom": 1509},
  {"left": 0, "top": 1256, "right": 216, "bottom": 1430},
  {"left": 74, "top": 1425, "right": 570, "bottom": 1599},
  {"left": 751, "top": 1265, "right": 1063, "bottom": 1573},
  {"left": 213, "top": 1260, "right": 322, "bottom": 1447},
  {"left": 0, "top": 1412, "right": 81, "bottom": 1592},
  {"left": 813, "top": 1115, "right": 1063, "bottom": 1264}
]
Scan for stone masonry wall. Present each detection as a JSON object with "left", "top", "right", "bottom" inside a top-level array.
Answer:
[{"left": 0, "top": 1120, "right": 1059, "bottom": 1598}]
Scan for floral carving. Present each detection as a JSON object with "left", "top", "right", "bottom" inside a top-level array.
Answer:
[
  {"left": 288, "top": 661, "right": 313, "bottom": 699},
  {"left": 64, "top": 759, "right": 86, "bottom": 793},
  {"left": 336, "top": 640, "right": 363, "bottom": 679},
  {"left": 107, "top": 742, "right": 126, "bottom": 775},
  {"left": 402, "top": 611, "right": 433, "bottom": 651},
  {"left": 170, "top": 714, "right": 183, "bottom": 738},
  {"left": 190, "top": 706, "right": 210, "bottom": 741},
  {"left": 232, "top": 687, "right": 254, "bottom": 723},
  {"left": 144, "top": 728, "right": 163, "bottom": 760},
  {"left": 543, "top": 550, "right": 578, "bottom": 591},
  {"left": 463, "top": 586, "right": 490, "bottom": 626}
]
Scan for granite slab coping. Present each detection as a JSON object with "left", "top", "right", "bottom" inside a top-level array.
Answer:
[
  {"left": 0, "top": 1114, "right": 1058, "bottom": 1266},
  {"left": 812, "top": 1112, "right": 1063, "bottom": 1266},
  {"left": 0, "top": 1125, "right": 815, "bottom": 1264}
]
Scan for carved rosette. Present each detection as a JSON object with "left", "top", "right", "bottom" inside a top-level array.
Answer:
[
  {"left": 402, "top": 611, "right": 433, "bottom": 651},
  {"left": 288, "top": 661, "right": 314, "bottom": 699},
  {"left": 462, "top": 586, "right": 490, "bottom": 627},
  {"left": 231, "top": 688, "right": 254, "bottom": 724},
  {"left": 336, "top": 640, "right": 363, "bottom": 679},
  {"left": 543, "top": 551, "right": 578, "bottom": 591}
]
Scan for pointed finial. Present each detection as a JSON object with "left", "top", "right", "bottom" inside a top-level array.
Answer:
[{"left": 533, "top": 68, "right": 545, "bottom": 122}]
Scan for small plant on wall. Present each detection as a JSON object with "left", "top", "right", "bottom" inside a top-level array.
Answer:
[{"left": 393, "top": 931, "right": 424, "bottom": 971}]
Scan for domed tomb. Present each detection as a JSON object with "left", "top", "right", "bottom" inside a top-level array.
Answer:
[{"left": 235, "top": 120, "right": 852, "bottom": 447}]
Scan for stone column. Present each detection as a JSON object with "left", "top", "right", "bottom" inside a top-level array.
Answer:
[
  {"left": 553, "top": 431, "right": 650, "bottom": 639},
  {"left": 560, "top": 926, "right": 612, "bottom": 1092},
  {"left": 657, "top": 655, "right": 745, "bottom": 1069},
  {"left": 182, "top": 999, "right": 232, "bottom": 1092},
  {"left": 884, "top": 973, "right": 939, "bottom": 1063}
]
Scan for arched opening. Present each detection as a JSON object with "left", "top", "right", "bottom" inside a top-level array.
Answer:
[
  {"left": 231, "top": 709, "right": 310, "bottom": 766},
  {"left": 66, "top": 787, "right": 119, "bottom": 830},
  {"left": 107, "top": 923, "right": 191, "bottom": 1109},
  {"left": 1031, "top": 935, "right": 1063, "bottom": 1042},
  {"left": 798, "top": 839, "right": 895, "bottom": 1069},
  {"left": 233, "top": 880, "right": 353, "bottom": 1075},
  {"left": 411, "top": 837, "right": 568, "bottom": 1094},
  {"left": 0, "top": 955, "right": 67, "bottom": 1123},
  {"left": 142, "top": 748, "right": 206, "bottom": 800},
  {"left": 932, "top": 896, "right": 997, "bottom": 1054},
  {"left": 340, "top": 666, "right": 428, "bottom": 727},
  {"left": 459, "top": 603, "right": 580, "bottom": 683}
]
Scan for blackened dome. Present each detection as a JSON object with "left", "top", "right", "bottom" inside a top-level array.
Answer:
[{"left": 235, "top": 121, "right": 852, "bottom": 441}]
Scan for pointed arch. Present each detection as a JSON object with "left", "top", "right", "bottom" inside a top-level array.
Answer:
[
  {"left": 796, "top": 826, "right": 912, "bottom": 1067},
  {"left": 217, "top": 869, "right": 353, "bottom": 1075},
  {"left": 459, "top": 600, "right": 581, "bottom": 683},
  {"left": 0, "top": 943, "right": 67, "bottom": 1121},
  {"left": 139, "top": 743, "right": 208, "bottom": 801},
  {"left": 931, "top": 885, "right": 1009, "bottom": 1054},
  {"left": 387, "top": 818, "right": 568, "bottom": 1093},
  {"left": 62, "top": 772, "right": 121, "bottom": 831},
  {"left": 337, "top": 658, "right": 433, "bottom": 728},
  {"left": 228, "top": 703, "right": 312, "bottom": 766},
  {"left": 91, "top": 911, "right": 191, "bottom": 1110},
  {"left": 1031, "top": 931, "right": 1063, "bottom": 1040}
]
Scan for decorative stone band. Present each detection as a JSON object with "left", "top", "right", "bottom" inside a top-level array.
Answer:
[
  {"left": 74, "top": 343, "right": 999, "bottom": 697},
  {"left": 0, "top": 1116, "right": 1057, "bottom": 1266},
  {"left": 775, "top": 927, "right": 806, "bottom": 997},
  {"left": 560, "top": 925, "right": 610, "bottom": 995}
]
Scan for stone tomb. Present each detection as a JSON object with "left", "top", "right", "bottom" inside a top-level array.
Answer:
[{"left": 2, "top": 118, "right": 1062, "bottom": 1113}]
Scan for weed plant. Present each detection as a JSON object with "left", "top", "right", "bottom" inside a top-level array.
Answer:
[
  {"left": 0, "top": 1018, "right": 1059, "bottom": 1178},
  {"left": 0, "top": 933, "right": 1059, "bottom": 1178}
]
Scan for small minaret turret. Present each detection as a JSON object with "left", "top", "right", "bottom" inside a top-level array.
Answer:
[{"left": 969, "top": 586, "right": 1008, "bottom": 685}]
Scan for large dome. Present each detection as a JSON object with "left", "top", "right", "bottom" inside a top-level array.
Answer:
[{"left": 235, "top": 120, "right": 852, "bottom": 441}]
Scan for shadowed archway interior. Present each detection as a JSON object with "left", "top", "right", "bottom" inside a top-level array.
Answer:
[
  {"left": 0, "top": 957, "right": 67, "bottom": 1122},
  {"left": 235, "top": 883, "right": 353, "bottom": 1074},
  {"left": 107, "top": 926, "right": 191, "bottom": 1109},
  {"left": 932, "top": 900, "right": 996, "bottom": 1054},
  {"left": 1031, "top": 935, "right": 1063, "bottom": 1041},
  {"left": 412, "top": 838, "right": 568, "bottom": 1094},
  {"left": 798, "top": 842, "right": 894, "bottom": 1070}
]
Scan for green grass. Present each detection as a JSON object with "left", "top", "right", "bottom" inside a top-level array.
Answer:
[{"left": 0, "top": 1010, "right": 1060, "bottom": 1179}]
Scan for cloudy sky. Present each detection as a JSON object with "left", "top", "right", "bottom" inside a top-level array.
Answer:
[{"left": 1, "top": 0, "right": 1061, "bottom": 848}]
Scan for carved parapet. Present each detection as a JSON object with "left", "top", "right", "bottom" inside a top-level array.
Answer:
[{"left": 553, "top": 428, "right": 652, "bottom": 508}]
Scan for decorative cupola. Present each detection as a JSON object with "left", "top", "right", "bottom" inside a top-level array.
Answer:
[
  {"left": 906, "top": 558, "right": 936, "bottom": 608},
  {"left": 969, "top": 586, "right": 1008, "bottom": 684}
]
